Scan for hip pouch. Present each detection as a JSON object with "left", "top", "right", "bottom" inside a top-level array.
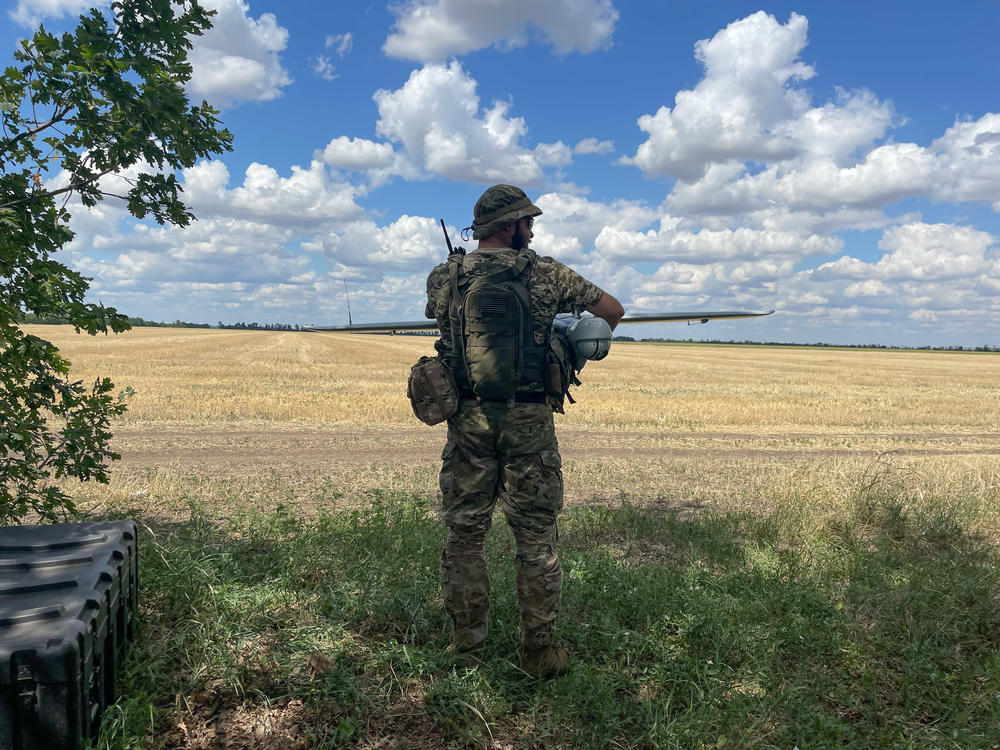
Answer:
[
  {"left": 544, "top": 328, "right": 581, "bottom": 413},
  {"left": 407, "top": 355, "right": 459, "bottom": 425}
]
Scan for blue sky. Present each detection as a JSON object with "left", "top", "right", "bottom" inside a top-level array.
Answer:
[{"left": 5, "top": 1, "right": 999, "bottom": 346}]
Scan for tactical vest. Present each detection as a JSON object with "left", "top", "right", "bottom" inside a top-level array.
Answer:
[{"left": 447, "top": 249, "right": 547, "bottom": 402}]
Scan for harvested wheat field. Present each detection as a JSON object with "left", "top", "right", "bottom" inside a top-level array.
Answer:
[{"left": 26, "top": 323, "right": 998, "bottom": 524}]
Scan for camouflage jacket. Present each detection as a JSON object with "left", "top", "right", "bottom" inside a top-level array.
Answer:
[{"left": 425, "top": 248, "right": 604, "bottom": 391}]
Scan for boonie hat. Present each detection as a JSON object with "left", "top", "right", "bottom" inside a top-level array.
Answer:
[{"left": 468, "top": 184, "right": 542, "bottom": 240}]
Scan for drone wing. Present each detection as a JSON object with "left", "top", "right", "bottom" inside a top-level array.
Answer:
[
  {"left": 303, "top": 309, "right": 774, "bottom": 333},
  {"left": 614, "top": 310, "right": 775, "bottom": 324},
  {"left": 304, "top": 320, "right": 439, "bottom": 333}
]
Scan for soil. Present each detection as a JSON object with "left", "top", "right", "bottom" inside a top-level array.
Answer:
[{"left": 112, "top": 427, "right": 1000, "bottom": 473}]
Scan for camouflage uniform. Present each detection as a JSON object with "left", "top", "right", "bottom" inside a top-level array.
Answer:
[{"left": 425, "top": 249, "right": 604, "bottom": 650}]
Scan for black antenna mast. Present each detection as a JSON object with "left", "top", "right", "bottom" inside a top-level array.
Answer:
[
  {"left": 440, "top": 219, "right": 464, "bottom": 256},
  {"left": 343, "top": 278, "right": 353, "bottom": 327}
]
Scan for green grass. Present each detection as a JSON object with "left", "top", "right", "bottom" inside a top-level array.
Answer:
[{"left": 89, "top": 478, "right": 1000, "bottom": 749}]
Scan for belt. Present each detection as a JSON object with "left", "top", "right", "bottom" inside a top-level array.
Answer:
[{"left": 459, "top": 390, "right": 547, "bottom": 404}]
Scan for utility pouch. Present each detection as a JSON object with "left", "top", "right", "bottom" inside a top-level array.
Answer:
[
  {"left": 545, "top": 362, "right": 563, "bottom": 399},
  {"left": 544, "top": 330, "right": 579, "bottom": 413},
  {"left": 407, "top": 355, "right": 460, "bottom": 425}
]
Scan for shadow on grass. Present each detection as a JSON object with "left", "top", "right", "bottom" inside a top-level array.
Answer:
[{"left": 95, "top": 483, "right": 1000, "bottom": 749}]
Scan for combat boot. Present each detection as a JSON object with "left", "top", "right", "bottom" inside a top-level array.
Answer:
[
  {"left": 520, "top": 644, "right": 568, "bottom": 678},
  {"left": 445, "top": 643, "right": 484, "bottom": 668}
]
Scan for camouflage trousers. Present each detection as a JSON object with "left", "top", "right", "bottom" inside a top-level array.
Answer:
[{"left": 439, "top": 400, "right": 564, "bottom": 651}]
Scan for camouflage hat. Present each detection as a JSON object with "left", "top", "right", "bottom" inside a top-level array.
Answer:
[{"left": 469, "top": 184, "right": 542, "bottom": 240}]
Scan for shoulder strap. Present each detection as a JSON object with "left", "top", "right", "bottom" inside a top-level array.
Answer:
[
  {"left": 447, "top": 253, "right": 468, "bottom": 376},
  {"left": 512, "top": 247, "right": 536, "bottom": 277},
  {"left": 479, "top": 247, "right": 536, "bottom": 286},
  {"left": 448, "top": 252, "right": 464, "bottom": 304},
  {"left": 513, "top": 249, "right": 543, "bottom": 387}
]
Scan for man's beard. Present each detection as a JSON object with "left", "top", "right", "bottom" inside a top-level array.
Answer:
[{"left": 511, "top": 224, "right": 531, "bottom": 250}]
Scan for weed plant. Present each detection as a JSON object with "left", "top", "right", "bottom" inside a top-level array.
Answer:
[{"left": 91, "top": 471, "right": 1000, "bottom": 749}]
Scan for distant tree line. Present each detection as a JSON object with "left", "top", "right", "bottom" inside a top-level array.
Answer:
[
  {"left": 140, "top": 318, "right": 210, "bottom": 328},
  {"left": 18, "top": 314, "right": 995, "bottom": 349},
  {"left": 613, "top": 336, "right": 999, "bottom": 352},
  {"left": 20, "top": 313, "right": 303, "bottom": 331},
  {"left": 20, "top": 313, "right": 210, "bottom": 328},
  {"left": 217, "top": 322, "right": 301, "bottom": 331}
]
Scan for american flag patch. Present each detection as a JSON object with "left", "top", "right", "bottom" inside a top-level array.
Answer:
[{"left": 479, "top": 295, "right": 508, "bottom": 315}]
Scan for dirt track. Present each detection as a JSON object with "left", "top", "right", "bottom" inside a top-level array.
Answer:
[{"left": 113, "top": 427, "right": 1000, "bottom": 473}]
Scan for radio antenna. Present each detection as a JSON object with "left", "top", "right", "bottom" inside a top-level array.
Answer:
[
  {"left": 440, "top": 219, "right": 464, "bottom": 256},
  {"left": 343, "top": 278, "right": 353, "bottom": 327},
  {"left": 440, "top": 219, "right": 454, "bottom": 254}
]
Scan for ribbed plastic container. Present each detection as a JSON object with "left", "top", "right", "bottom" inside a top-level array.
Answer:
[{"left": 0, "top": 521, "right": 138, "bottom": 750}]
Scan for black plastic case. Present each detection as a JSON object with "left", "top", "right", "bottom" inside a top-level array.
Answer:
[{"left": 0, "top": 521, "right": 138, "bottom": 750}]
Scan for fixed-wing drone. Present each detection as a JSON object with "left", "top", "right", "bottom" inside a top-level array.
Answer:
[
  {"left": 304, "top": 309, "right": 775, "bottom": 371},
  {"left": 307, "top": 221, "right": 772, "bottom": 365},
  {"left": 306, "top": 214, "right": 773, "bottom": 367},
  {"left": 303, "top": 309, "right": 774, "bottom": 335},
  {"left": 304, "top": 310, "right": 774, "bottom": 333}
]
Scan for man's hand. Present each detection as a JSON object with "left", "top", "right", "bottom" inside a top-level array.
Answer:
[{"left": 587, "top": 293, "right": 625, "bottom": 330}]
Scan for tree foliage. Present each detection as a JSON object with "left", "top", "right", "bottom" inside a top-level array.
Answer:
[{"left": 1, "top": 0, "right": 232, "bottom": 522}]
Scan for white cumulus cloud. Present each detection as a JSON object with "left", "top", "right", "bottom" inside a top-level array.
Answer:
[
  {"left": 931, "top": 114, "right": 1000, "bottom": 210},
  {"left": 367, "top": 215, "right": 448, "bottom": 268},
  {"left": 187, "top": 0, "right": 292, "bottom": 108},
  {"left": 10, "top": 0, "right": 292, "bottom": 109},
  {"left": 10, "top": 0, "right": 106, "bottom": 26},
  {"left": 619, "top": 7, "right": 984, "bottom": 258},
  {"left": 872, "top": 223, "right": 996, "bottom": 282},
  {"left": 626, "top": 12, "right": 817, "bottom": 181},
  {"left": 317, "top": 136, "right": 396, "bottom": 170},
  {"left": 326, "top": 32, "right": 354, "bottom": 58},
  {"left": 383, "top": 0, "right": 618, "bottom": 62},
  {"left": 180, "top": 159, "right": 364, "bottom": 226},
  {"left": 814, "top": 223, "right": 996, "bottom": 283},
  {"left": 373, "top": 61, "right": 568, "bottom": 184},
  {"left": 318, "top": 216, "right": 450, "bottom": 272},
  {"left": 844, "top": 279, "right": 892, "bottom": 298},
  {"left": 310, "top": 55, "right": 338, "bottom": 81},
  {"left": 534, "top": 192, "right": 659, "bottom": 252},
  {"left": 534, "top": 142, "right": 573, "bottom": 167},
  {"left": 670, "top": 142, "right": 935, "bottom": 219},
  {"left": 74, "top": 215, "right": 306, "bottom": 290},
  {"left": 574, "top": 138, "right": 615, "bottom": 155},
  {"left": 595, "top": 224, "right": 840, "bottom": 263}
]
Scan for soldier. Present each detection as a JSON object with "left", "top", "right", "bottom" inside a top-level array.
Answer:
[{"left": 425, "top": 185, "right": 624, "bottom": 677}]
